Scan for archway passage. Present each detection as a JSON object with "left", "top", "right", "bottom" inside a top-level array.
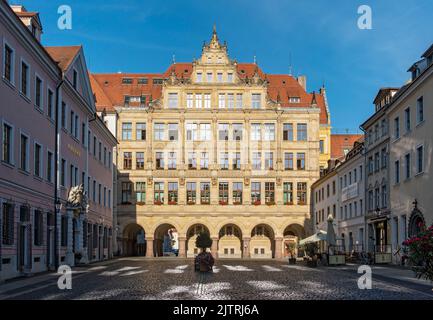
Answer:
[
  {"left": 218, "top": 224, "right": 242, "bottom": 258},
  {"left": 250, "top": 224, "right": 275, "bottom": 258},
  {"left": 154, "top": 224, "right": 178, "bottom": 257},
  {"left": 186, "top": 224, "right": 210, "bottom": 258},
  {"left": 283, "top": 224, "right": 306, "bottom": 258},
  {"left": 123, "top": 223, "right": 146, "bottom": 256}
]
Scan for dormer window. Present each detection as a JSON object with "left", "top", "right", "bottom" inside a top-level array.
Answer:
[
  {"left": 196, "top": 72, "right": 202, "bottom": 82},
  {"left": 153, "top": 78, "right": 163, "bottom": 85},
  {"left": 138, "top": 78, "right": 148, "bottom": 84},
  {"left": 227, "top": 73, "right": 233, "bottom": 82},
  {"left": 289, "top": 97, "right": 301, "bottom": 103},
  {"left": 122, "top": 78, "right": 133, "bottom": 84}
]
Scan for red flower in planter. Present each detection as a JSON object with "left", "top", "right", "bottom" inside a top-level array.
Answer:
[{"left": 219, "top": 200, "right": 228, "bottom": 205}]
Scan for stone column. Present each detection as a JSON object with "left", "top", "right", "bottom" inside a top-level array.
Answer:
[
  {"left": 243, "top": 237, "right": 251, "bottom": 258},
  {"left": 146, "top": 237, "right": 154, "bottom": 257},
  {"left": 178, "top": 237, "right": 186, "bottom": 258},
  {"left": 211, "top": 237, "right": 218, "bottom": 258},
  {"left": 65, "top": 209, "right": 74, "bottom": 266},
  {"left": 274, "top": 237, "right": 283, "bottom": 259}
]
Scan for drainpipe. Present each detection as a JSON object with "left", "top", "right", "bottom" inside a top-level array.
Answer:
[
  {"left": 359, "top": 125, "right": 368, "bottom": 253},
  {"left": 54, "top": 79, "right": 64, "bottom": 270}
]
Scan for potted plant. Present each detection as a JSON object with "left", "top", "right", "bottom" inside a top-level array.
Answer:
[
  {"left": 219, "top": 200, "right": 228, "bottom": 205},
  {"left": 403, "top": 224, "right": 433, "bottom": 282},
  {"left": 287, "top": 242, "right": 297, "bottom": 265},
  {"left": 305, "top": 243, "right": 318, "bottom": 267},
  {"left": 253, "top": 200, "right": 261, "bottom": 206},
  {"left": 154, "top": 199, "right": 163, "bottom": 205},
  {"left": 194, "top": 232, "right": 214, "bottom": 272}
]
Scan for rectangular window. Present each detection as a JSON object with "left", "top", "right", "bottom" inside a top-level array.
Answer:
[
  {"left": 168, "top": 93, "right": 178, "bottom": 108},
  {"left": 264, "top": 123, "right": 275, "bottom": 141},
  {"left": 236, "top": 94, "right": 242, "bottom": 109},
  {"left": 233, "top": 182, "right": 243, "bottom": 205},
  {"left": 153, "top": 182, "right": 164, "bottom": 203},
  {"left": 195, "top": 94, "right": 202, "bottom": 109},
  {"left": 218, "top": 93, "right": 225, "bottom": 108},
  {"left": 381, "top": 185, "right": 387, "bottom": 208},
  {"left": 154, "top": 123, "right": 165, "bottom": 140},
  {"left": 136, "top": 123, "right": 146, "bottom": 140},
  {"left": 61, "top": 216, "right": 68, "bottom": 247},
  {"left": 232, "top": 123, "right": 243, "bottom": 141},
  {"left": 35, "top": 76, "right": 42, "bottom": 108},
  {"left": 319, "top": 140, "right": 325, "bottom": 154},
  {"left": 200, "top": 152, "right": 209, "bottom": 169},
  {"left": 297, "top": 153, "right": 305, "bottom": 170},
  {"left": 381, "top": 148, "right": 387, "bottom": 169},
  {"left": 252, "top": 93, "right": 261, "bottom": 109},
  {"left": 265, "top": 182, "right": 275, "bottom": 205},
  {"left": 232, "top": 152, "right": 241, "bottom": 170},
  {"left": 186, "top": 123, "right": 198, "bottom": 141},
  {"left": 297, "top": 182, "right": 307, "bottom": 205},
  {"left": 21, "top": 60, "right": 29, "bottom": 97},
  {"left": 188, "top": 152, "right": 197, "bottom": 169},
  {"left": 122, "top": 152, "right": 132, "bottom": 170},
  {"left": 417, "top": 97, "right": 424, "bottom": 124},
  {"left": 47, "top": 89, "right": 54, "bottom": 119},
  {"left": 93, "top": 136, "right": 96, "bottom": 155},
  {"left": 251, "top": 182, "right": 261, "bottom": 204},
  {"left": 227, "top": 73, "right": 233, "bottom": 82},
  {"left": 251, "top": 123, "right": 261, "bottom": 141},
  {"left": 252, "top": 152, "right": 261, "bottom": 170},
  {"left": 283, "top": 123, "right": 293, "bottom": 141},
  {"left": 3, "top": 44, "right": 14, "bottom": 83},
  {"left": 33, "top": 210, "right": 42, "bottom": 246},
  {"left": 156, "top": 152, "right": 164, "bottom": 169},
  {"left": 283, "top": 182, "right": 293, "bottom": 205},
  {"left": 2, "top": 203, "right": 14, "bottom": 245},
  {"left": 219, "top": 182, "right": 229, "bottom": 205},
  {"left": 220, "top": 152, "right": 229, "bottom": 170},
  {"left": 98, "top": 184, "right": 102, "bottom": 205},
  {"left": 168, "top": 152, "right": 177, "bottom": 170},
  {"left": 20, "top": 134, "right": 28, "bottom": 171},
  {"left": 47, "top": 151, "right": 53, "bottom": 182},
  {"left": 284, "top": 153, "right": 294, "bottom": 170},
  {"left": 122, "top": 122, "right": 132, "bottom": 140},
  {"left": 218, "top": 123, "right": 229, "bottom": 140},
  {"left": 136, "top": 152, "right": 144, "bottom": 170},
  {"left": 168, "top": 123, "right": 178, "bottom": 141},
  {"left": 196, "top": 72, "right": 202, "bottom": 82},
  {"left": 200, "top": 182, "right": 210, "bottom": 204},
  {"left": 73, "top": 70, "right": 78, "bottom": 89},
  {"left": 217, "top": 73, "right": 223, "bottom": 82},
  {"left": 61, "top": 102, "right": 66, "bottom": 128},
  {"left": 186, "top": 182, "right": 196, "bottom": 205},
  {"left": 227, "top": 93, "right": 234, "bottom": 108},
  {"left": 207, "top": 72, "right": 213, "bottom": 82},
  {"left": 395, "top": 160, "right": 400, "bottom": 184},
  {"left": 297, "top": 123, "right": 307, "bottom": 141},
  {"left": 417, "top": 146, "right": 424, "bottom": 174},
  {"left": 2, "top": 123, "right": 13, "bottom": 165},
  {"left": 394, "top": 117, "right": 400, "bottom": 139},
  {"left": 168, "top": 182, "right": 179, "bottom": 205},
  {"left": 34, "top": 143, "right": 42, "bottom": 177},
  {"left": 204, "top": 94, "right": 211, "bottom": 109},
  {"left": 265, "top": 152, "right": 274, "bottom": 170},
  {"left": 186, "top": 93, "right": 193, "bottom": 108},
  {"left": 381, "top": 119, "right": 388, "bottom": 136},
  {"left": 121, "top": 182, "right": 132, "bottom": 204},
  {"left": 405, "top": 153, "right": 411, "bottom": 179},
  {"left": 405, "top": 107, "right": 411, "bottom": 132},
  {"left": 93, "top": 180, "right": 96, "bottom": 202}
]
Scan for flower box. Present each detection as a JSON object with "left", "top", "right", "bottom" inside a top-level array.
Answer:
[
  {"left": 168, "top": 201, "right": 177, "bottom": 205},
  {"left": 136, "top": 201, "right": 146, "bottom": 206},
  {"left": 187, "top": 201, "right": 196, "bottom": 205},
  {"left": 233, "top": 202, "right": 242, "bottom": 205},
  {"left": 154, "top": 200, "right": 163, "bottom": 205},
  {"left": 219, "top": 201, "right": 228, "bottom": 205},
  {"left": 253, "top": 200, "right": 261, "bottom": 206},
  {"left": 265, "top": 201, "right": 275, "bottom": 206}
]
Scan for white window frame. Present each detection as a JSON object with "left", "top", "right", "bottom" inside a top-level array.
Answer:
[
  {"left": 251, "top": 123, "right": 261, "bottom": 141},
  {"left": 204, "top": 93, "right": 211, "bottom": 109},
  {"left": 195, "top": 93, "right": 202, "bottom": 109},
  {"left": 19, "top": 130, "right": 30, "bottom": 172},
  {"left": 167, "top": 93, "right": 178, "bottom": 109},
  {"left": 2, "top": 39, "right": 16, "bottom": 86},
  {"left": 252, "top": 93, "right": 261, "bottom": 109},
  {"left": 20, "top": 58, "right": 31, "bottom": 99}
]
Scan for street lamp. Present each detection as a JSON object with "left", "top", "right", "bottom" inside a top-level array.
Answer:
[{"left": 54, "top": 199, "right": 61, "bottom": 269}]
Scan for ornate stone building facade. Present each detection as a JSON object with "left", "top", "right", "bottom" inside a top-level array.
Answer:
[{"left": 91, "top": 28, "right": 331, "bottom": 259}]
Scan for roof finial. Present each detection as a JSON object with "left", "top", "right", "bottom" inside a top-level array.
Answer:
[
  {"left": 210, "top": 24, "right": 220, "bottom": 48},
  {"left": 172, "top": 54, "right": 176, "bottom": 64},
  {"left": 253, "top": 55, "right": 257, "bottom": 64},
  {"left": 289, "top": 52, "right": 293, "bottom": 76},
  {"left": 213, "top": 23, "right": 217, "bottom": 35}
]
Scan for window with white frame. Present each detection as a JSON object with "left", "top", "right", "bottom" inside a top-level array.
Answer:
[
  {"left": 232, "top": 123, "right": 243, "bottom": 141},
  {"left": 168, "top": 93, "right": 178, "bottom": 108},
  {"left": 196, "top": 72, "right": 202, "bottom": 82},
  {"left": 217, "top": 72, "right": 223, "bottom": 82},
  {"left": 252, "top": 152, "right": 261, "bottom": 170},
  {"left": 186, "top": 93, "right": 193, "bottom": 108},
  {"left": 227, "top": 73, "right": 233, "bottom": 83},
  {"left": 186, "top": 123, "right": 198, "bottom": 141},
  {"left": 204, "top": 94, "right": 211, "bottom": 108},
  {"left": 236, "top": 93, "right": 242, "bottom": 109},
  {"left": 252, "top": 93, "right": 261, "bottom": 109},
  {"left": 227, "top": 93, "right": 234, "bottom": 108},
  {"left": 154, "top": 123, "right": 165, "bottom": 140},
  {"left": 218, "top": 93, "right": 225, "bottom": 108},
  {"left": 199, "top": 123, "right": 211, "bottom": 141},
  {"left": 206, "top": 72, "right": 213, "bottom": 82},
  {"left": 200, "top": 152, "right": 209, "bottom": 169},
  {"left": 168, "top": 123, "right": 178, "bottom": 141},
  {"left": 264, "top": 123, "right": 275, "bottom": 141},
  {"left": 218, "top": 123, "right": 229, "bottom": 140},
  {"left": 251, "top": 123, "right": 261, "bottom": 141},
  {"left": 195, "top": 94, "right": 202, "bottom": 109}
]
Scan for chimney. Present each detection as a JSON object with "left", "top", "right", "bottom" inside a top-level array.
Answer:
[
  {"left": 297, "top": 75, "right": 307, "bottom": 91},
  {"left": 10, "top": 5, "right": 43, "bottom": 42}
]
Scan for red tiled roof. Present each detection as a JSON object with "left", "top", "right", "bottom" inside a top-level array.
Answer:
[
  {"left": 331, "top": 134, "right": 363, "bottom": 160},
  {"left": 90, "top": 62, "right": 330, "bottom": 123},
  {"left": 45, "top": 46, "right": 81, "bottom": 72}
]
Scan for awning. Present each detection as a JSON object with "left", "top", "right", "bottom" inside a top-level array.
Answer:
[{"left": 299, "top": 230, "right": 327, "bottom": 246}]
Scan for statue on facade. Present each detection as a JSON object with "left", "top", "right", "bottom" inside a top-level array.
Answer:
[{"left": 66, "top": 184, "right": 89, "bottom": 212}]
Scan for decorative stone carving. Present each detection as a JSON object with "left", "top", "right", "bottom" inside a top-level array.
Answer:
[{"left": 66, "top": 184, "right": 89, "bottom": 212}]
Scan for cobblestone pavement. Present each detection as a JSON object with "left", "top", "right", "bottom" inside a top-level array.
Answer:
[{"left": 1, "top": 258, "right": 432, "bottom": 300}]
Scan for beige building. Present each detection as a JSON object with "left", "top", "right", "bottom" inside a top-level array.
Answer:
[
  {"left": 90, "top": 27, "right": 331, "bottom": 259},
  {"left": 388, "top": 44, "right": 433, "bottom": 263}
]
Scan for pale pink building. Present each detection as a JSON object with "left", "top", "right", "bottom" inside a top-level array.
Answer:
[{"left": 0, "top": 3, "right": 116, "bottom": 281}]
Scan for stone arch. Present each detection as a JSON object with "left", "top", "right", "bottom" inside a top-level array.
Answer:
[
  {"left": 250, "top": 224, "right": 275, "bottom": 259},
  {"left": 186, "top": 223, "right": 211, "bottom": 258},
  {"left": 218, "top": 223, "right": 243, "bottom": 258},
  {"left": 282, "top": 224, "right": 306, "bottom": 258},
  {"left": 122, "top": 223, "right": 146, "bottom": 256},
  {"left": 153, "top": 223, "right": 178, "bottom": 257},
  {"left": 408, "top": 208, "right": 426, "bottom": 237},
  {"left": 215, "top": 220, "right": 249, "bottom": 239}
]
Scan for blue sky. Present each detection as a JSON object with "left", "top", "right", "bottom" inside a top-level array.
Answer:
[{"left": 14, "top": 0, "right": 433, "bottom": 132}]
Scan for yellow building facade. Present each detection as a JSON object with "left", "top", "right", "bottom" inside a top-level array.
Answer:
[{"left": 91, "top": 28, "right": 331, "bottom": 259}]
